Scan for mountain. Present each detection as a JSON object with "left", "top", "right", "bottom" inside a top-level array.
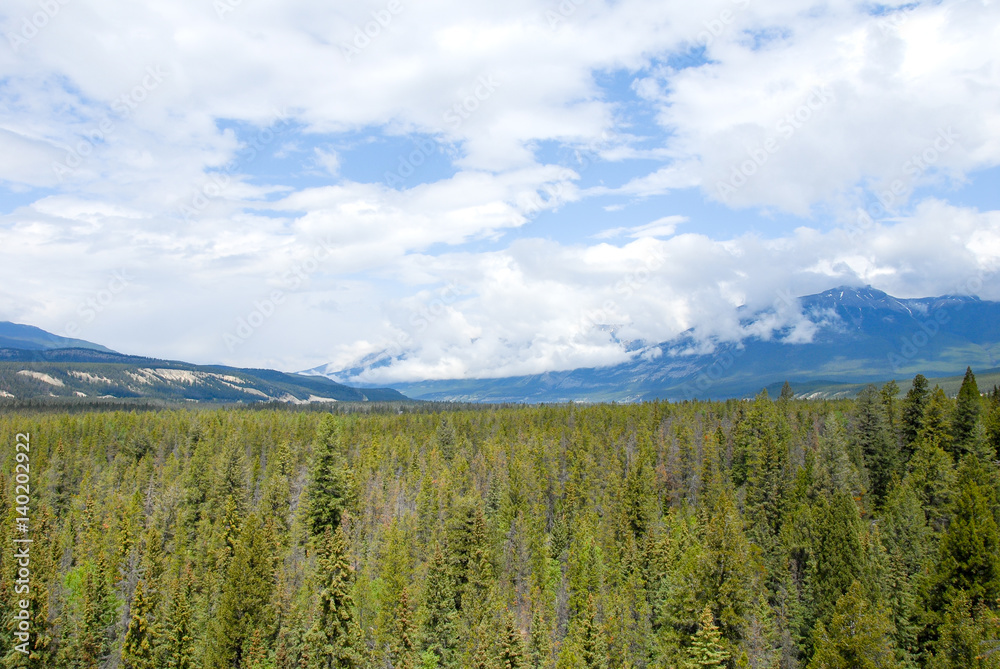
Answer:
[
  {"left": 0, "top": 322, "right": 410, "bottom": 404},
  {"left": 308, "top": 286, "right": 1000, "bottom": 402},
  {"left": 0, "top": 321, "right": 115, "bottom": 352}
]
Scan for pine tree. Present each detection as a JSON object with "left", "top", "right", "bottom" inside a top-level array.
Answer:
[
  {"left": 527, "top": 595, "right": 552, "bottom": 669},
  {"left": 905, "top": 435, "right": 956, "bottom": 532},
  {"left": 701, "top": 490, "right": 755, "bottom": 642},
  {"left": 392, "top": 587, "right": 416, "bottom": 669},
  {"left": 952, "top": 367, "right": 982, "bottom": 458},
  {"left": 576, "top": 595, "right": 608, "bottom": 669},
  {"left": 928, "top": 591, "right": 1000, "bottom": 669},
  {"left": 160, "top": 567, "right": 195, "bottom": 669},
  {"left": 496, "top": 608, "right": 527, "bottom": 669},
  {"left": 922, "top": 387, "right": 954, "bottom": 454},
  {"left": 307, "top": 415, "right": 352, "bottom": 539},
  {"left": 984, "top": 394, "right": 1000, "bottom": 461},
  {"left": 733, "top": 391, "right": 789, "bottom": 547},
  {"left": 686, "top": 605, "right": 729, "bottom": 669},
  {"left": 304, "top": 526, "right": 360, "bottom": 668},
  {"left": 420, "top": 545, "right": 458, "bottom": 668},
  {"left": 808, "top": 581, "right": 899, "bottom": 669},
  {"left": 205, "top": 513, "right": 276, "bottom": 669},
  {"left": 121, "top": 580, "right": 156, "bottom": 669},
  {"left": 901, "top": 374, "right": 930, "bottom": 454},
  {"left": 779, "top": 381, "right": 795, "bottom": 403},
  {"left": 810, "top": 492, "right": 864, "bottom": 630},
  {"left": 929, "top": 456, "right": 1000, "bottom": 612},
  {"left": 852, "top": 384, "right": 898, "bottom": 508}
]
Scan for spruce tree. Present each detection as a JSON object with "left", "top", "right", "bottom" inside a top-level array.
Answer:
[
  {"left": 420, "top": 545, "right": 458, "bottom": 668},
  {"left": 576, "top": 595, "right": 608, "bottom": 669},
  {"left": 121, "top": 580, "right": 156, "bottom": 669},
  {"left": 808, "top": 581, "right": 899, "bottom": 669},
  {"left": 160, "top": 567, "right": 195, "bottom": 669},
  {"left": 921, "top": 387, "right": 954, "bottom": 454},
  {"left": 852, "top": 384, "right": 898, "bottom": 508},
  {"left": 304, "top": 526, "right": 360, "bottom": 668},
  {"left": 901, "top": 374, "right": 930, "bottom": 454},
  {"left": 686, "top": 605, "right": 729, "bottom": 669},
  {"left": 701, "top": 490, "right": 755, "bottom": 642},
  {"left": 392, "top": 586, "right": 416, "bottom": 669},
  {"left": 307, "top": 415, "right": 352, "bottom": 539},
  {"left": 733, "top": 390, "right": 790, "bottom": 547},
  {"left": 952, "top": 367, "right": 982, "bottom": 458},
  {"left": 496, "top": 608, "right": 527, "bottom": 669},
  {"left": 929, "top": 456, "right": 1000, "bottom": 612},
  {"left": 810, "top": 492, "right": 864, "bottom": 630},
  {"left": 205, "top": 513, "right": 276, "bottom": 669}
]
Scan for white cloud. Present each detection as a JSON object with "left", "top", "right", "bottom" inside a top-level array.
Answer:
[
  {"left": 1, "top": 0, "right": 999, "bottom": 382},
  {"left": 334, "top": 200, "right": 1000, "bottom": 382}
]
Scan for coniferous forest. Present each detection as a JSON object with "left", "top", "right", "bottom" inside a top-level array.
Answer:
[{"left": 2, "top": 370, "right": 1000, "bottom": 669}]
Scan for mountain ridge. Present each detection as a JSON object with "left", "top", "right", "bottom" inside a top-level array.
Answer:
[
  {"left": 308, "top": 285, "right": 1000, "bottom": 402},
  {"left": 0, "top": 323, "right": 410, "bottom": 404}
]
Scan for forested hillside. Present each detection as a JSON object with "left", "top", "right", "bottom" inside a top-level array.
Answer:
[{"left": 2, "top": 371, "right": 999, "bottom": 668}]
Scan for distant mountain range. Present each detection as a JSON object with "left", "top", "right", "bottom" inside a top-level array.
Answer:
[
  {"left": 0, "top": 323, "right": 408, "bottom": 404},
  {"left": 306, "top": 286, "right": 1000, "bottom": 402}
]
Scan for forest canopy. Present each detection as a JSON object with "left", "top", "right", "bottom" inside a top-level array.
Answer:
[{"left": 2, "top": 370, "right": 1000, "bottom": 668}]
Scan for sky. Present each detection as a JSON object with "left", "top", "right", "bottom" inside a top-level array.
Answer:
[{"left": 1, "top": 0, "right": 999, "bottom": 384}]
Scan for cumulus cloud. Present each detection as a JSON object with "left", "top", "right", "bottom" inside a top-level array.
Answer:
[
  {"left": 331, "top": 201, "right": 1000, "bottom": 382},
  {"left": 1, "top": 0, "right": 998, "bottom": 380}
]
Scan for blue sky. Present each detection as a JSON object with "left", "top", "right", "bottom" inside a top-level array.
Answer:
[{"left": 1, "top": 0, "right": 999, "bottom": 382}]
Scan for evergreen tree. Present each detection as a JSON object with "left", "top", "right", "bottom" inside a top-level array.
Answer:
[
  {"left": 392, "top": 586, "right": 416, "bottom": 669},
  {"left": 928, "top": 591, "right": 1000, "bottom": 669},
  {"left": 576, "top": 595, "right": 608, "bottom": 669},
  {"left": 701, "top": 490, "right": 755, "bottom": 642},
  {"left": 121, "top": 580, "right": 156, "bottom": 669},
  {"left": 905, "top": 436, "right": 956, "bottom": 532},
  {"left": 686, "top": 605, "right": 729, "bottom": 669},
  {"left": 929, "top": 456, "right": 1000, "bottom": 612},
  {"left": 922, "top": 387, "right": 954, "bottom": 454},
  {"left": 205, "top": 514, "right": 276, "bottom": 669},
  {"left": 307, "top": 415, "right": 352, "bottom": 539},
  {"left": 779, "top": 381, "right": 795, "bottom": 403},
  {"left": 420, "top": 545, "right": 458, "bottom": 668},
  {"left": 160, "top": 567, "right": 195, "bottom": 669},
  {"left": 901, "top": 374, "right": 930, "bottom": 454},
  {"left": 852, "top": 384, "right": 897, "bottom": 508},
  {"left": 952, "top": 367, "right": 982, "bottom": 457},
  {"left": 496, "top": 608, "right": 527, "bottom": 669},
  {"left": 733, "top": 391, "right": 789, "bottom": 547},
  {"left": 810, "top": 492, "right": 864, "bottom": 630},
  {"left": 304, "top": 526, "right": 360, "bottom": 668},
  {"left": 808, "top": 581, "right": 899, "bottom": 669},
  {"left": 984, "top": 394, "right": 1000, "bottom": 461},
  {"left": 527, "top": 595, "right": 552, "bottom": 669}
]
